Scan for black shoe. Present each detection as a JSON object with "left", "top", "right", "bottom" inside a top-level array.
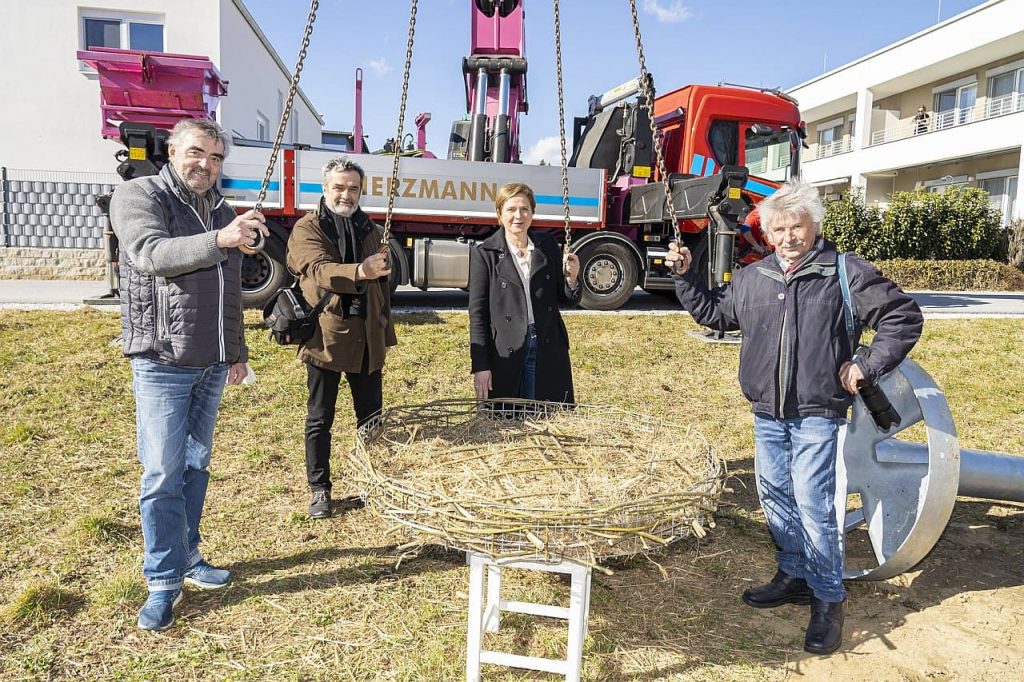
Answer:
[
  {"left": 742, "top": 569, "right": 813, "bottom": 608},
  {"left": 309, "top": 489, "right": 332, "bottom": 519},
  {"left": 804, "top": 597, "right": 845, "bottom": 655}
]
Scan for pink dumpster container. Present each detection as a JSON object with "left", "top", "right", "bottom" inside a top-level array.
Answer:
[{"left": 76, "top": 47, "right": 229, "bottom": 140}]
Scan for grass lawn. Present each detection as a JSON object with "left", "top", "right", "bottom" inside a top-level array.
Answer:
[{"left": 1, "top": 309, "right": 1022, "bottom": 680}]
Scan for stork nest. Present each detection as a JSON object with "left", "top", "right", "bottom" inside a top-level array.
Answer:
[{"left": 348, "top": 399, "right": 726, "bottom": 570}]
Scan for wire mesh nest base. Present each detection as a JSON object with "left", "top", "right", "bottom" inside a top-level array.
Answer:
[{"left": 349, "top": 399, "right": 726, "bottom": 571}]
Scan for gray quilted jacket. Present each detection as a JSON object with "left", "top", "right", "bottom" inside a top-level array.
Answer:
[{"left": 110, "top": 164, "right": 248, "bottom": 368}]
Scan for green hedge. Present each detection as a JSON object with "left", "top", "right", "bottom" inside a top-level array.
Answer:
[
  {"left": 873, "top": 259, "right": 1024, "bottom": 291},
  {"left": 823, "top": 187, "right": 1004, "bottom": 261}
]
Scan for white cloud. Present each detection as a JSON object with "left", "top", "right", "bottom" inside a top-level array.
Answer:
[
  {"left": 643, "top": 0, "right": 691, "bottom": 23},
  {"left": 520, "top": 135, "right": 563, "bottom": 166},
  {"left": 367, "top": 57, "right": 394, "bottom": 76}
]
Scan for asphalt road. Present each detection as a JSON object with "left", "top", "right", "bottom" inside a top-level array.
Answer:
[{"left": 0, "top": 280, "right": 1021, "bottom": 317}]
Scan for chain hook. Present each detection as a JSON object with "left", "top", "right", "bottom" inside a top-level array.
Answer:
[
  {"left": 627, "top": 0, "right": 680, "bottom": 247},
  {"left": 380, "top": 0, "right": 420, "bottom": 265},
  {"left": 553, "top": 0, "right": 573, "bottom": 274}
]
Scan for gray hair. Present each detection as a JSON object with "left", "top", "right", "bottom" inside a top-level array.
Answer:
[
  {"left": 758, "top": 180, "right": 824, "bottom": 232},
  {"left": 168, "top": 118, "right": 232, "bottom": 157},
  {"left": 322, "top": 156, "right": 365, "bottom": 186}
]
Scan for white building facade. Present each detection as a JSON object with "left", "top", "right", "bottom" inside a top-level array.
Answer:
[
  {"left": 789, "top": 0, "right": 1024, "bottom": 226},
  {"left": 0, "top": 0, "right": 324, "bottom": 266}
]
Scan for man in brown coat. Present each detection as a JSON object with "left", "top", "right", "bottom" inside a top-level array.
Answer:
[{"left": 287, "top": 156, "right": 397, "bottom": 518}]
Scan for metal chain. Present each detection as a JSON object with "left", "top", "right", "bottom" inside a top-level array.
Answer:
[
  {"left": 628, "top": 0, "right": 679, "bottom": 244},
  {"left": 553, "top": 0, "right": 572, "bottom": 251},
  {"left": 254, "top": 0, "right": 319, "bottom": 220},
  {"left": 381, "top": 0, "right": 419, "bottom": 248}
]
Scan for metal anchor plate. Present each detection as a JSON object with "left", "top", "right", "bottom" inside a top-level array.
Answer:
[{"left": 839, "top": 359, "right": 961, "bottom": 580}]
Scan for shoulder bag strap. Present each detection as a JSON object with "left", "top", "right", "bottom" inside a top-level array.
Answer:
[{"left": 837, "top": 252, "right": 858, "bottom": 346}]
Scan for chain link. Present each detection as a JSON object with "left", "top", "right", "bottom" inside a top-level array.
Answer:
[
  {"left": 628, "top": 0, "right": 680, "bottom": 244},
  {"left": 381, "top": 0, "right": 419, "bottom": 249},
  {"left": 552, "top": 0, "right": 572, "bottom": 252},
  {"left": 253, "top": 0, "right": 319, "bottom": 237}
]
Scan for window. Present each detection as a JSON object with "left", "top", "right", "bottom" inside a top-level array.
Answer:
[
  {"left": 707, "top": 120, "right": 738, "bottom": 168},
  {"left": 933, "top": 81, "right": 976, "bottom": 128},
  {"left": 923, "top": 175, "right": 969, "bottom": 194},
  {"left": 816, "top": 118, "right": 844, "bottom": 159},
  {"left": 84, "top": 18, "right": 120, "bottom": 49},
  {"left": 81, "top": 13, "right": 164, "bottom": 52},
  {"left": 744, "top": 127, "right": 794, "bottom": 182},
  {"left": 978, "top": 173, "right": 1018, "bottom": 226},
  {"left": 256, "top": 112, "right": 270, "bottom": 142},
  {"left": 988, "top": 68, "right": 1024, "bottom": 117}
]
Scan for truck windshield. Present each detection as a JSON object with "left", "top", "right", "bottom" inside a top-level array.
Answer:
[{"left": 744, "top": 128, "right": 796, "bottom": 182}]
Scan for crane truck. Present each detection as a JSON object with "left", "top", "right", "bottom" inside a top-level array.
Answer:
[{"left": 78, "top": 0, "right": 805, "bottom": 311}]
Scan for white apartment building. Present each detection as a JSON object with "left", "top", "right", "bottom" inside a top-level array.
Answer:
[{"left": 789, "top": 0, "right": 1024, "bottom": 226}]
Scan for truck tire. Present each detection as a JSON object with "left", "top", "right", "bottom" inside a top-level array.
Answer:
[
  {"left": 577, "top": 240, "right": 637, "bottom": 311},
  {"left": 388, "top": 239, "right": 408, "bottom": 295},
  {"left": 240, "top": 234, "right": 290, "bottom": 309}
]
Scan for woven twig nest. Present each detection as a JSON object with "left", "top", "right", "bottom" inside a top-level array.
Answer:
[{"left": 349, "top": 399, "right": 726, "bottom": 570}]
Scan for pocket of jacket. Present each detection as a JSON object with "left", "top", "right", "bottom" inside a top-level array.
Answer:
[{"left": 156, "top": 285, "right": 171, "bottom": 342}]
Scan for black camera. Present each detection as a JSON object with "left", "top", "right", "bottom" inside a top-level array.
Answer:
[{"left": 857, "top": 380, "right": 901, "bottom": 431}]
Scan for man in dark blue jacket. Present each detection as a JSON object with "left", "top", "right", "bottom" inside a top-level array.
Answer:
[{"left": 666, "top": 181, "right": 922, "bottom": 655}]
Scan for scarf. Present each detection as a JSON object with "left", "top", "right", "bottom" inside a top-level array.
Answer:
[{"left": 320, "top": 198, "right": 368, "bottom": 319}]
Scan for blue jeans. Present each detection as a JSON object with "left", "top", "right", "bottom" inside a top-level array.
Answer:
[
  {"left": 131, "top": 357, "right": 228, "bottom": 591},
  {"left": 753, "top": 415, "right": 847, "bottom": 603},
  {"left": 519, "top": 323, "right": 538, "bottom": 399}
]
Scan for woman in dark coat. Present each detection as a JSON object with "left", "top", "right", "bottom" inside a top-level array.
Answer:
[{"left": 469, "top": 182, "right": 582, "bottom": 403}]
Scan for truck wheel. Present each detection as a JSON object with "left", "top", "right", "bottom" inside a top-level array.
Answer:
[
  {"left": 388, "top": 240, "right": 408, "bottom": 295},
  {"left": 577, "top": 241, "right": 637, "bottom": 311},
  {"left": 241, "top": 237, "right": 290, "bottom": 309}
]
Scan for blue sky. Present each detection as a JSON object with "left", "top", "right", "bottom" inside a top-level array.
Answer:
[{"left": 244, "top": 0, "right": 989, "bottom": 163}]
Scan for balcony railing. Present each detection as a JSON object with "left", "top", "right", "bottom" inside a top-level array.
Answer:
[
  {"left": 811, "top": 137, "right": 852, "bottom": 160},
  {"left": 867, "top": 92, "right": 1024, "bottom": 147},
  {"left": 986, "top": 92, "right": 1024, "bottom": 118}
]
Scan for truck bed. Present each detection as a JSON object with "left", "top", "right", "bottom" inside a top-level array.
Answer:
[{"left": 219, "top": 145, "right": 606, "bottom": 227}]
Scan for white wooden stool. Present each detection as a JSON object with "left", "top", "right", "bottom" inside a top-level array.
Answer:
[{"left": 465, "top": 552, "right": 592, "bottom": 682}]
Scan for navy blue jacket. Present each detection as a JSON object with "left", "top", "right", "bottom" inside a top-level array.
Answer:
[{"left": 674, "top": 239, "right": 923, "bottom": 418}]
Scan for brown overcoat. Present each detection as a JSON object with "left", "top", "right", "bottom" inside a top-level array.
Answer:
[{"left": 286, "top": 205, "right": 397, "bottom": 374}]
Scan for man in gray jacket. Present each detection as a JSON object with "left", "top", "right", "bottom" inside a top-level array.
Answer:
[
  {"left": 110, "top": 118, "right": 268, "bottom": 631},
  {"left": 666, "top": 181, "right": 922, "bottom": 656}
]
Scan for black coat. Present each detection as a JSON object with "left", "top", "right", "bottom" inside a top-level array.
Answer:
[
  {"left": 469, "top": 228, "right": 582, "bottom": 402},
  {"left": 674, "top": 239, "right": 923, "bottom": 419}
]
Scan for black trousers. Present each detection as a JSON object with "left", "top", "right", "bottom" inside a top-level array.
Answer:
[{"left": 304, "top": 355, "right": 382, "bottom": 492}]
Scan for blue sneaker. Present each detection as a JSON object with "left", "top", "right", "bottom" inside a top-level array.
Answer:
[
  {"left": 184, "top": 560, "right": 232, "bottom": 589},
  {"left": 137, "top": 589, "right": 183, "bottom": 631}
]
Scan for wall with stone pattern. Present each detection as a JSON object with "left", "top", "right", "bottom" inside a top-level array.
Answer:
[{"left": 0, "top": 247, "right": 106, "bottom": 280}]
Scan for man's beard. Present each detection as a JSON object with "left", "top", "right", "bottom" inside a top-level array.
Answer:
[
  {"left": 330, "top": 200, "right": 357, "bottom": 217},
  {"left": 183, "top": 168, "right": 214, "bottom": 193}
]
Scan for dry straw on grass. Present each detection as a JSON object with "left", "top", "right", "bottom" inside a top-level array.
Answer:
[{"left": 348, "top": 399, "right": 726, "bottom": 572}]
